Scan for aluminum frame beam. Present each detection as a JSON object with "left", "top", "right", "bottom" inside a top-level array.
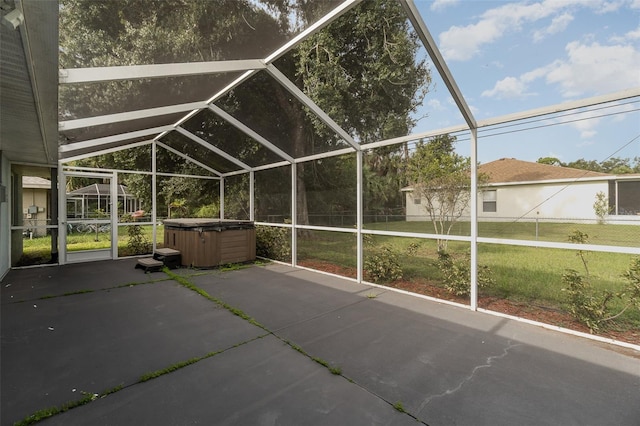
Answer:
[
  {"left": 207, "top": 104, "right": 294, "bottom": 163},
  {"left": 156, "top": 140, "right": 222, "bottom": 177},
  {"left": 400, "top": 0, "right": 476, "bottom": 130},
  {"left": 60, "top": 140, "right": 153, "bottom": 164},
  {"left": 59, "top": 101, "right": 208, "bottom": 131},
  {"left": 59, "top": 59, "right": 267, "bottom": 84},
  {"left": 59, "top": 125, "right": 174, "bottom": 153},
  {"left": 174, "top": 127, "right": 251, "bottom": 171},
  {"left": 477, "top": 87, "right": 640, "bottom": 128},
  {"left": 266, "top": 64, "right": 360, "bottom": 151}
]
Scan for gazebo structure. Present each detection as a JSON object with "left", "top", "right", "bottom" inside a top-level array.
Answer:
[
  {"left": 66, "top": 183, "right": 141, "bottom": 220},
  {"left": 1, "top": 1, "right": 639, "bottom": 317}
]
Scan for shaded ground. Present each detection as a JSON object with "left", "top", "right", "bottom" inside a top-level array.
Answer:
[
  {"left": 2, "top": 259, "right": 639, "bottom": 426},
  {"left": 298, "top": 260, "right": 640, "bottom": 346}
]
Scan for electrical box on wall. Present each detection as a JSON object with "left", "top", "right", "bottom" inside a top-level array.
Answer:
[{"left": 28, "top": 205, "right": 38, "bottom": 214}]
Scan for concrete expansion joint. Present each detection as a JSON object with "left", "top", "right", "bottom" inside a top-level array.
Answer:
[{"left": 418, "top": 341, "right": 522, "bottom": 411}]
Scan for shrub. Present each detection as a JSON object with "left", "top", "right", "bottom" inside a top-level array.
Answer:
[
  {"left": 255, "top": 225, "right": 290, "bottom": 261},
  {"left": 562, "top": 230, "right": 640, "bottom": 332},
  {"left": 194, "top": 203, "right": 219, "bottom": 218},
  {"left": 364, "top": 246, "right": 403, "bottom": 283},
  {"left": 121, "top": 213, "right": 152, "bottom": 255},
  {"left": 593, "top": 191, "right": 612, "bottom": 224},
  {"left": 438, "top": 251, "right": 494, "bottom": 296}
]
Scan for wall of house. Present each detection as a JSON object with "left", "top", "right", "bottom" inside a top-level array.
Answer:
[
  {"left": 405, "top": 180, "right": 609, "bottom": 223},
  {"left": 22, "top": 187, "right": 49, "bottom": 237},
  {"left": 489, "top": 181, "right": 608, "bottom": 221},
  {"left": 0, "top": 152, "right": 10, "bottom": 280}
]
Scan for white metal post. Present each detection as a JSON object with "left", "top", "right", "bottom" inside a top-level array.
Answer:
[
  {"left": 470, "top": 128, "right": 478, "bottom": 311},
  {"left": 58, "top": 165, "right": 66, "bottom": 265},
  {"left": 291, "top": 163, "right": 297, "bottom": 267},
  {"left": 220, "top": 178, "right": 225, "bottom": 219},
  {"left": 152, "top": 141, "right": 157, "bottom": 251},
  {"left": 249, "top": 171, "right": 255, "bottom": 221},
  {"left": 110, "top": 173, "right": 118, "bottom": 259},
  {"left": 356, "top": 150, "right": 363, "bottom": 282}
]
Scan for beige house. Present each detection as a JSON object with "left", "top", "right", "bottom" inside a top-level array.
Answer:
[
  {"left": 404, "top": 158, "right": 640, "bottom": 223},
  {"left": 22, "top": 176, "right": 52, "bottom": 237}
]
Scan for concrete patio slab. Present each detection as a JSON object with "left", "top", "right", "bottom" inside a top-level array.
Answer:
[
  {"left": 1, "top": 273, "right": 265, "bottom": 425},
  {"left": 1, "top": 258, "right": 167, "bottom": 301},
  {"left": 43, "top": 335, "right": 417, "bottom": 426},
  {"left": 2, "top": 261, "right": 639, "bottom": 426}
]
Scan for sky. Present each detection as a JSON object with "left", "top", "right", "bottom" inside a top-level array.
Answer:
[{"left": 408, "top": 0, "right": 640, "bottom": 165}]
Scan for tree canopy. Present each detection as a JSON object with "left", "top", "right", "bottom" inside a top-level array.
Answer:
[
  {"left": 406, "top": 134, "right": 471, "bottom": 252},
  {"left": 537, "top": 156, "right": 640, "bottom": 174},
  {"left": 60, "top": 0, "right": 432, "bottom": 222}
]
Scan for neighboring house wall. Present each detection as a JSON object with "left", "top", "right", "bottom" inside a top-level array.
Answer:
[
  {"left": 405, "top": 180, "right": 609, "bottom": 222},
  {"left": 22, "top": 181, "right": 50, "bottom": 237},
  {"left": 485, "top": 181, "right": 608, "bottom": 221}
]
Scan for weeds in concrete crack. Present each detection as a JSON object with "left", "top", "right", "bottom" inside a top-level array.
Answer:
[
  {"left": 163, "top": 268, "right": 267, "bottom": 331},
  {"left": 14, "top": 385, "right": 123, "bottom": 426},
  {"left": 139, "top": 356, "right": 203, "bottom": 382}
]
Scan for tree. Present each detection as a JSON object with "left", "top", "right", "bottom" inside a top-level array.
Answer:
[
  {"left": 564, "top": 158, "right": 603, "bottom": 172},
  {"left": 537, "top": 157, "right": 563, "bottom": 166},
  {"left": 406, "top": 134, "right": 471, "bottom": 252},
  {"left": 60, "top": 0, "right": 430, "bottom": 224},
  {"left": 593, "top": 191, "right": 612, "bottom": 224}
]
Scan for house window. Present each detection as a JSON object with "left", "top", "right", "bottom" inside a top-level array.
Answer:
[
  {"left": 483, "top": 190, "right": 497, "bottom": 212},
  {"left": 413, "top": 197, "right": 421, "bottom": 205}
]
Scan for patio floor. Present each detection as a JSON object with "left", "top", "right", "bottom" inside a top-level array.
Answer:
[{"left": 1, "top": 259, "right": 639, "bottom": 425}]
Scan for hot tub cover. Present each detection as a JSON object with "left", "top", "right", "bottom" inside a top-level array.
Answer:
[{"left": 163, "top": 218, "right": 254, "bottom": 231}]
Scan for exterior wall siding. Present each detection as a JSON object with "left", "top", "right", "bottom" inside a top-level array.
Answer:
[
  {"left": 0, "top": 153, "right": 9, "bottom": 279},
  {"left": 405, "top": 181, "right": 609, "bottom": 222}
]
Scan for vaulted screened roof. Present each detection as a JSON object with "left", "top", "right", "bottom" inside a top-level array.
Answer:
[{"left": 57, "top": 0, "right": 640, "bottom": 172}]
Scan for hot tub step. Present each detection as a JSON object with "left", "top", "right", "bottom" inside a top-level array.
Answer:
[
  {"left": 135, "top": 257, "right": 164, "bottom": 272},
  {"left": 153, "top": 248, "right": 181, "bottom": 269}
]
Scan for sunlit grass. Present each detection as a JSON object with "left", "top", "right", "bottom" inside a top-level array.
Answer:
[
  {"left": 20, "top": 224, "right": 165, "bottom": 263},
  {"left": 296, "top": 223, "right": 640, "bottom": 327}
]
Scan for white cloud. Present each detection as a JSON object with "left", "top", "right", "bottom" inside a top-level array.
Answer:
[
  {"left": 595, "top": 1, "right": 626, "bottom": 13},
  {"left": 481, "top": 76, "right": 532, "bottom": 99},
  {"left": 438, "top": 0, "right": 626, "bottom": 61},
  {"left": 533, "top": 12, "right": 574, "bottom": 42},
  {"left": 547, "top": 41, "right": 640, "bottom": 97},
  {"left": 482, "top": 40, "right": 640, "bottom": 100},
  {"left": 431, "top": 0, "right": 459, "bottom": 12},
  {"left": 427, "top": 98, "right": 446, "bottom": 110},
  {"left": 610, "top": 26, "right": 640, "bottom": 43}
]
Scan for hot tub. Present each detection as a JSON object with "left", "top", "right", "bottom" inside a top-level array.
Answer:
[{"left": 163, "top": 219, "right": 256, "bottom": 268}]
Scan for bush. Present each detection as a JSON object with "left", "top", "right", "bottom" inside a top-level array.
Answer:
[
  {"left": 255, "top": 225, "right": 290, "bottom": 261},
  {"left": 194, "top": 203, "right": 219, "bottom": 218},
  {"left": 364, "top": 246, "right": 403, "bottom": 283},
  {"left": 562, "top": 230, "right": 640, "bottom": 332},
  {"left": 438, "top": 251, "right": 494, "bottom": 297},
  {"left": 121, "top": 213, "right": 152, "bottom": 255}
]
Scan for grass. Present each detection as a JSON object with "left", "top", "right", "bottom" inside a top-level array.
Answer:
[
  {"left": 297, "top": 221, "right": 640, "bottom": 328},
  {"left": 366, "top": 220, "right": 640, "bottom": 247},
  {"left": 18, "top": 224, "right": 165, "bottom": 264}
]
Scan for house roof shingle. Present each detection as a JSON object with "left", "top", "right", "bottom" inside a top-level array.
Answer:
[{"left": 479, "top": 158, "right": 611, "bottom": 184}]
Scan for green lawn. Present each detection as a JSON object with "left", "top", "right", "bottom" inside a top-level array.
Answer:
[
  {"left": 298, "top": 221, "right": 640, "bottom": 328},
  {"left": 18, "top": 221, "right": 640, "bottom": 328},
  {"left": 19, "top": 224, "right": 164, "bottom": 264},
  {"left": 366, "top": 220, "right": 640, "bottom": 247}
]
